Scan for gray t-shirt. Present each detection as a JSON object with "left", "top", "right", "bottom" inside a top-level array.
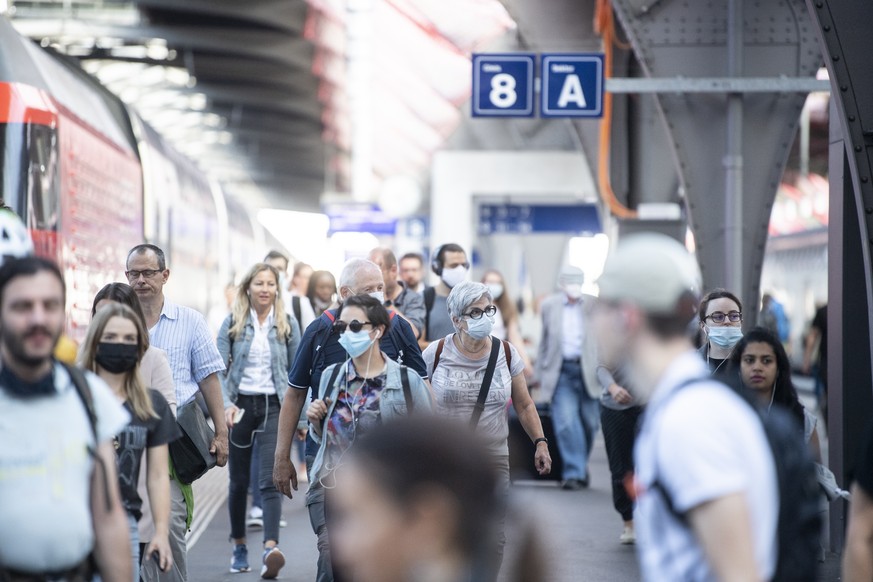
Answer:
[
  {"left": 393, "top": 283, "right": 425, "bottom": 337},
  {"left": 425, "top": 292, "right": 455, "bottom": 342},
  {"left": 423, "top": 334, "right": 524, "bottom": 456}
]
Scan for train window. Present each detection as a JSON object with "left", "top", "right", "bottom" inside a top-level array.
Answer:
[
  {"left": 25, "top": 124, "right": 59, "bottom": 232},
  {"left": 0, "top": 123, "right": 29, "bottom": 214}
]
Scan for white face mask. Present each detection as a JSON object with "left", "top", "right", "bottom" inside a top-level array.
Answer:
[
  {"left": 369, "top": 291, "right": 385, "bottom": 304},
  {"left": 486, "top": 283, "right": 504, "bottom": 299},
  {"left": 441, "top": 265, "right": 468, "bottom": 289},
  {"left": 563, "top": 284, "right": 583, "bottom": 300}
]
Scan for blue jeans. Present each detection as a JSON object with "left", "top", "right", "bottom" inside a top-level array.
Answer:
[
  {"left": 229, "top": 394, "right": 282, "bottom": 544},
  {"left": 552, "top": 360, "right": 600, "bottom": 481}
]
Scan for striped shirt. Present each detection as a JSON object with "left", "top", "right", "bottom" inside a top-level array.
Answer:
[{"left": 149, "top": 299, "right": 225, "bottom": 406}]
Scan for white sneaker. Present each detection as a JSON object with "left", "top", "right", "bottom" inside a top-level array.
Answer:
[{"left": 619, "top": 526, "right": 635, "bottom": 545}]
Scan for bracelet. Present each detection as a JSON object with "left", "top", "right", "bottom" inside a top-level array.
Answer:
[{"left": 534, "top": 437, "right": 548, "bottom": 446}]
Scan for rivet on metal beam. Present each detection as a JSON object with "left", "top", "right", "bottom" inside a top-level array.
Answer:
[
  {"left": 833, "top": 55, "right": 840, "bottom": 61},
  {"left": 841, "top": 86, "right": 848, "bottom": 92},
  {"left": 863, "top": 177, "right": 869, "bottom": 183},
  {"left": 823, "top": 25, "right": 830, "bottom": 32},
  {"left": 815, "top": 1, "right": 823, "bottom": 7},
  {"left": 856, "top": 146, "right": 863, "bottom": 152},
  {"left": 866, "top": 208, "right": 872, "bottom": 215},
  {"left": 849, "top": 115, "right": 856, "bottom": 122}
]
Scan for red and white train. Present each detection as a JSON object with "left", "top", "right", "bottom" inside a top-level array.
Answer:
[{"left": 0, "top": 18, "right": 265, "bottom": 341}]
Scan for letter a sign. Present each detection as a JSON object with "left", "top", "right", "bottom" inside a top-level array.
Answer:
[{"left": 541, "top": 54, "right": 604, "bottom": 118}]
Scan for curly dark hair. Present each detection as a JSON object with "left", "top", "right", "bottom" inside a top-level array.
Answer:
[{"left": 731, "top": 327, "right": 804, "bottom": 426}]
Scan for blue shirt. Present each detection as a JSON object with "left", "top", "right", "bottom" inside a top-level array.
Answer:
[
  {"left": 149, "top": 299, "right": 225, "bottom": 406},
  {"left": 288, "top": 309, "right": 428, "bottom": 456}
]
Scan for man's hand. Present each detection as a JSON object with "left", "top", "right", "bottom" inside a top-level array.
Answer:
[
  {"left": 535, "top": 441, "right": 552, "bottom": 475},
  {"left": 273, "top": 454, "right": 299, "bottom": 499},
  {"left": 210, "top": 432, "right": 228, "bottom": 467},
  {"left": 608, "top": 383, "right": 633, "bottom": 405},
  {"left": 144, "top": 533, "right": 174, "bottom": 573}
]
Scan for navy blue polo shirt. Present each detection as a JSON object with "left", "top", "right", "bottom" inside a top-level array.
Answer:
[{"left": 288, "top": 309, "right": 428, "bottom": 456}]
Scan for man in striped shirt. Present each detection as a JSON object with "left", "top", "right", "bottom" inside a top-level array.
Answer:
[{"left": 126, "top": 244, "right": 227, "bottom": 582}]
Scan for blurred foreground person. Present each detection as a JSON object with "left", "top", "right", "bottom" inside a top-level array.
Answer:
[
  {"left": 331, "top": 417, "right": 550, "bottom": 582},
  {"left": 843, "top": 422, "right": 873, "bottom": 582},
  {"left": 593, "top": 234, "right": 782, "bottom": 582},
  {"left": 0, "top": 257, "right": 131, "bottom": 581}
]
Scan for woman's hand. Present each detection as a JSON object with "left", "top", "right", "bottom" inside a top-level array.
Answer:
[
  {"left": 307, "top": 399, "right": 332, "bottom": 435},
  {"left": 144, "top": 532, "right": 174, "bottom": 573},
  {"left": 608, "top": 383, "right": 633, "bottom": 405},
  {"left": 224, "top": 405, "right": 239, "bottom": 431},
  {"left": 535, "top": 441, "right": 552, "bottom": 475}
]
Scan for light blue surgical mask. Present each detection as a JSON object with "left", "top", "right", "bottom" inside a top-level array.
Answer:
[
  {"left": 339, "top": 330, "right": 375, "bottom": 358},
  {"left": 369, "top": 291, "right": 385, "bottom": 304},
  {"left": 465, "top": 314, "right": 494, "bottom": 340},
  {"left": 707, "top": 326, "right": 744, "bottom": 349}
]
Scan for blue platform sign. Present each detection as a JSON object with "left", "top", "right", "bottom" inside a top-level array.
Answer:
[
  {"left": 324, "top": 203, "right": 397, "bottom": 235},
  {"left": 478, "top": 204, "right": 602, "bottom": 235},
  {"left": 472, "top": 54, "right": 535, "bottom": 118},
  {"left": 541, "top": 53, "right": 604, "bottom": 118}
]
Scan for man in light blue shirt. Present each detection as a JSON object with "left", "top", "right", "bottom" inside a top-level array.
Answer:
[{"left": 126, "top": 244, "right": 226, "bottom": 582}]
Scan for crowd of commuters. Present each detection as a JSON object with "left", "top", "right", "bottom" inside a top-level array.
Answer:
[{"left": 2, "top": 203, "right": 872, "bottom": 582}]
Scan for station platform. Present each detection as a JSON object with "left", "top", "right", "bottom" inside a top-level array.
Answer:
[{"left": 185, "top": 402, "right": 841, "bottom": 581}]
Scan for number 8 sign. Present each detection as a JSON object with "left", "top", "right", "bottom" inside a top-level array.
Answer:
[{"left": 472, "top": 54, "right": 535, "bottom": 118}]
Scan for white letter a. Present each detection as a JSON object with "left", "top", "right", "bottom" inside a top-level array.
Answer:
[{"left": 557, "top": 75, "right": 586, "bottom": 108}]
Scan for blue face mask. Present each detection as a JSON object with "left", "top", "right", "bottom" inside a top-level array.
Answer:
[
  {"left": 339, "top": 329, "right": 375, "bottom": 358},
  {"left": 465, "top": 314, "right": 494, "bottom": 340},
  {"left": 707, "top": 326, "right": 744, "bottom": 349}
]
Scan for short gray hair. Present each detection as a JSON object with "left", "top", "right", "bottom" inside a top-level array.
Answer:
[
  {"left": 339, "top": 258, "right": 381, "bottom": 291},
  {"left": 447, "top": 281, "right": 492, "bottom": 320}
]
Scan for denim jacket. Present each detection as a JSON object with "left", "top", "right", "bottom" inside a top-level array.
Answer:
[
  {"left": 309, "top": 355, "right": 432, "bottom": 483},
  {"left": 217, "top": 312, "right": 301, "bottom": 408}
]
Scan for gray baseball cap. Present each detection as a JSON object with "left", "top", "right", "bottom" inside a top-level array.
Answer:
[{"left": 596, "top": 233, "right": 701, "bottom": 314}]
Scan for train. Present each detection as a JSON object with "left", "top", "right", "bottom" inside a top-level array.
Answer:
[{"left": 0, "top": 17, "right": 267, "bottom": 341}]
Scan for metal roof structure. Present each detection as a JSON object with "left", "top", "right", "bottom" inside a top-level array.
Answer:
[{"left": 5, "top": 0, "right": 514, "bottom": 212}]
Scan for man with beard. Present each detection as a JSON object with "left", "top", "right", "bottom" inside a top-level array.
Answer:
[
  {"left": 590, "top": 233, "right": 778, "bottom": 582},
  {"left": 0, "top": 257, "right": 131, "bottom": 581},
  {"left": 125, "top": 244, "right": 227, "bottom": 582}
]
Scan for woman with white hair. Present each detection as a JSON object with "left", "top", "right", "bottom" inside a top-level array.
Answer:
[{"left": 422, "top": 281, "right": 552, "bottom": 577}]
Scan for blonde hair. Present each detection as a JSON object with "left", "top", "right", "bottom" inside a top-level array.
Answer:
[
  {"left": 80, "top": 303, "right": 156, "bottom": 421},
  {"left": 229, "top": 263, "right": 291, "bottom": 342}
]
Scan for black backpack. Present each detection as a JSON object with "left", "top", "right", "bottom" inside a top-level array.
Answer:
[{"left": 653, "top": 378, "right": 821, "bottom": 582}]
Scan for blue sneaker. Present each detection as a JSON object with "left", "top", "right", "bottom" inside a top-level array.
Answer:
[
  {"left": 230, "top": 544, "right": 250, "bottom": 573},
  {"left": 260, "top": 547, "right": 285, "bottom": 579}
]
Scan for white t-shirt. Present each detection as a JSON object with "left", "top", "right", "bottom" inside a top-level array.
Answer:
[
  {"left": 634, "top": 352, "right": 778, "bottom": 581},
  {"left": 238, "top": 309, "right": 276, "bottom": 396},
  {"left": 423, "top": 334, "right": 524, "bottom": 456},
  {"left": 0, "top": 364, "right": 130, "bottom": 572}
]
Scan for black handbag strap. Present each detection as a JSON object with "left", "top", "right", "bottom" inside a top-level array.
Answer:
[
  {"left": 400, "top": 366, "right": 413, "bottom": 413},
  {"left": 471, "top": 337, "right": 501, "bottom": 428}
]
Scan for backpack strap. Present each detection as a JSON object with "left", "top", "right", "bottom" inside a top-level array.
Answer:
[
  {"left": 311, "top": 310, "right": 338, "bottom": 375},
  {"left": 386, "top": 312, "right": 406, "bottom": 365},
  {"left": 292, "top": 296, "right": 303, "bottom": 334},
  {"left": 62, "top": 363, "right": 114, "bottom": 512},
  {"left": 400, "top": 366, "right": 413, "bottom": 413},
  {"left": 431, "top": 338, "right": 446, "bottom": 381},
  {"left": 502, "top": 340, "right": 512, "bottom": 371},
  {"left": 423, "top": 287, "right": 436, "bottom": 339},
  {"left": 471, "top": 337, "right": 502, "bottom": 428}
]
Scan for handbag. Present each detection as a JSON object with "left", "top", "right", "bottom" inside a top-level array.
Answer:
[{"left": 169, "top": 397, "right": 217, "bottom": 484}]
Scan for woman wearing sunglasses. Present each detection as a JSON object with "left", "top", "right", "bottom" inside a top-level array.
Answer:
[
  {"left": 305, "top": 294, "right": 432, "bottom": 582},
  {"left": 422, "top": 281, "right": 551, "bottom": 577},
  {"left": 697, "top": 288, "right": 744, "bottom": 381},
  {"left": 218, "top": 263, "right": 302, "bottom": 578}
]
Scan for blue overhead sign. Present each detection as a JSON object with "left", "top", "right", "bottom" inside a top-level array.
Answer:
[
  {"left": 541, "top": 53, "right": 604, "bottom": 118},
  {"left": 325, "top": 203, "right": 397, "bottom": 235},
  {"left": 471, "top": 53, "right": 535, "bottom": 117},
  {"left": 478, "top": 204, "right": 602, "bottom": 235}
]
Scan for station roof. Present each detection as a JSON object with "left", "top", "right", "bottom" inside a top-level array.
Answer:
[{"left": 6, "top": 0, "right": 515, "bottom": 212}]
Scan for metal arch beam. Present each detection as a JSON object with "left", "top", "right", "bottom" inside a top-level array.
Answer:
[
  {"left": 135, "top": 0, "right": 308, "bottom": 35},
  {"left": 610, "top": 0, "right": 822, "bottom": 326},
  {"left": 805, "top": 0, "right": 873, "bottom": 553}
]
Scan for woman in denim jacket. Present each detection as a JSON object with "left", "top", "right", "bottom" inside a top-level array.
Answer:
[
  {"left": 218, "top": 263, "right": 301, "bottom": 578},
  {"left": 306, "top": 294, "right": 432, "bottom": 582}
]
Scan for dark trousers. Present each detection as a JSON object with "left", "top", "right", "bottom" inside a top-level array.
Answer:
[
  {"left": 228, "top": 394, "right": 281, "bottom": 544},
  {"left": 600, "top": 405, "right": 643, "bottom": 522}
]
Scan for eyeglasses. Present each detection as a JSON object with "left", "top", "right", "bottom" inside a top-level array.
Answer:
[
  {"left": 704, "top": 311, "right": 742, "bottom": 324},
  {"left": 333, "top": 320, "right": 373, "bottom": 334},
  {"left": 125, "top": 269, "right": 162, "bottom": 280},
  {"left": 462, "top": 305, "right": 497, "bottom": 320}
]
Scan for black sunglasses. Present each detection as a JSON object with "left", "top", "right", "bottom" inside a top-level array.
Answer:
[{"left": 332, "top": 320, "right": 373, "bottom": 334}]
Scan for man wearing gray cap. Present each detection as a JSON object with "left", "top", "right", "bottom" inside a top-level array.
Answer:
[
  {"left": 535, "top": 266, "right": 600, "bottom": 490},
  {"left": 591, "top": 233, "right": 777, "bottom": 582}
]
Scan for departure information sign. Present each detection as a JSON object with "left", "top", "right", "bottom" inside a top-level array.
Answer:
[{"left": 471, "top": 54, "right": 535, "bottom": 118}]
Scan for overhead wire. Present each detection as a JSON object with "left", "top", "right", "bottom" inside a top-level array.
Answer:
[{"left": 594, "top": 0, "right": 638, "bottom": 219}]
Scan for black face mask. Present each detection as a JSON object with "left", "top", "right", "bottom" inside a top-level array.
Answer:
[{"left": 95, "top": 342, "right": 139, "bottom": 374}]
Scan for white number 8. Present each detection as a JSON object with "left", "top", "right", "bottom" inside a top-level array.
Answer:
[{"left": 489, "top": 73, "right": 518, "bottom": 108}]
